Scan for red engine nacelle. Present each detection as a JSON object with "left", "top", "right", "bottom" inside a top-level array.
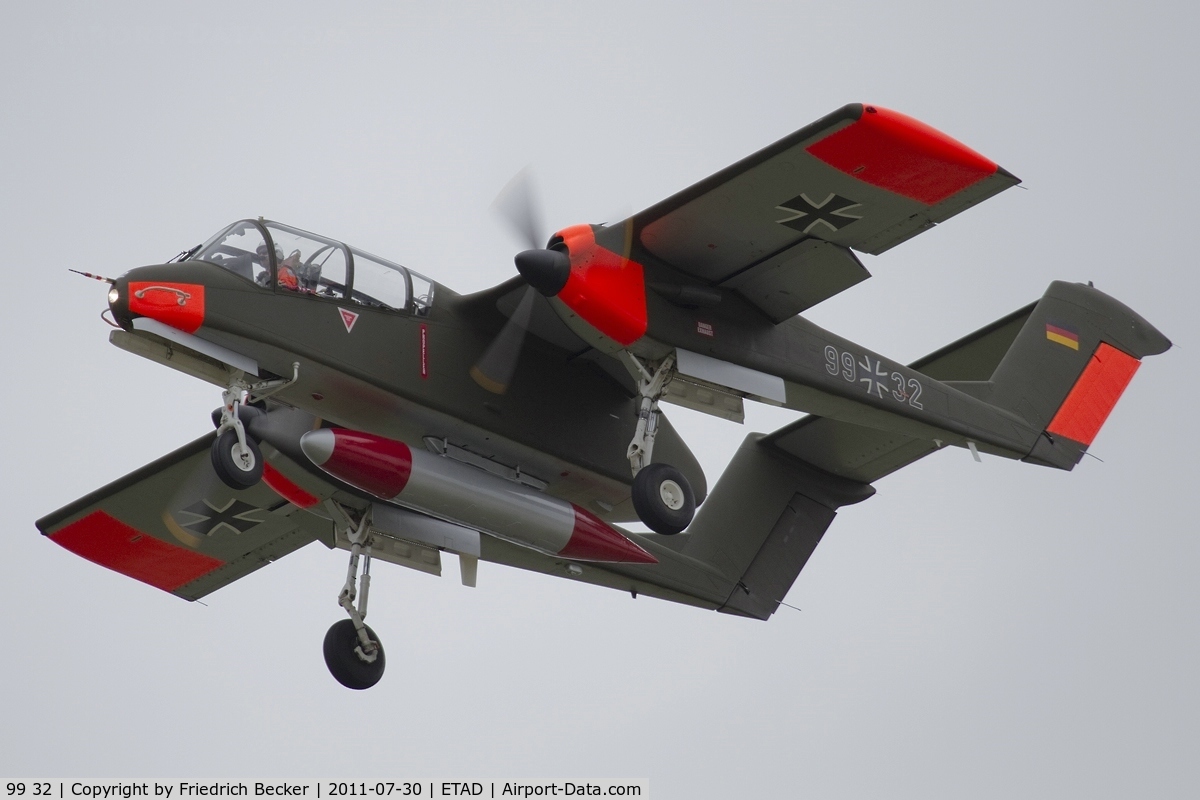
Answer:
[{"left": 548, "top": 224, "right": 648, "bottom": 347}]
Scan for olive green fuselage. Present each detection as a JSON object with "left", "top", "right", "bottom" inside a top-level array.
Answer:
[{"left": 114, "top": 261, "right": 705, "bottom": 522}]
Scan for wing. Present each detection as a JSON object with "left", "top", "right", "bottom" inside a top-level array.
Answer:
[
  {"left": 762, "top": 301, "right": 1036, "bottom": 482},
  {"left": 597, "top": 103, "right": 1019, "bottom": 322},
  {"left": 36, "top": 433, "right": 340, "bottom": 601}
]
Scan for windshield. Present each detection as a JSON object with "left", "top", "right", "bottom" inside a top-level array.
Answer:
[
  {"left": 192, "top": 221, "right": 271, "bottom": 285},
  {"left": 189, "top": 219, "right": 435, "bottom": 314}
]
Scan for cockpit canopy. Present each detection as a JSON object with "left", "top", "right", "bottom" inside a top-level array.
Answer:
[{"left": 188, "top": 219, "right": 434, "bottom": 314}]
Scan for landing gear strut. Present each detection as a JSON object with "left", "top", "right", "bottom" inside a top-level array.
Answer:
[
  {"left": 209, "top": 364, "right": 299, "bottom": 490},
  {"left": 323, "top": 502, "right": 386, "bottom": 690},
  {"left": 621, "top": 353, "right": 696, "bottom": 535}
]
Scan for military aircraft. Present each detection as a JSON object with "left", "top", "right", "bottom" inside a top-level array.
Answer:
[{"left": 38, "top": 103, "right": 1170, "bottom": 689}]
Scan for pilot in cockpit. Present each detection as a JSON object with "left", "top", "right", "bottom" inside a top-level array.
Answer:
[
  {"left": 277, "top": 250, "right": 302, "bottom": 291},
  {"left": 253, "top": 243, "right": 281, "bottom": 288},
  {"left": 255, "top": 244, "right": 309, "bottom": 292},
  {"left": 274, "top": 249, "right": 323, "bottom": 293}
]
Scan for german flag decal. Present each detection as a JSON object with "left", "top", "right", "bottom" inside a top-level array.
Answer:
[{"left": 1046, "top": 321, "right": 1080, "bottom": 350}]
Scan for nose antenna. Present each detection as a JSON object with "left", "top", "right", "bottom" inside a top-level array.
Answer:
[{"left": 69, "top": 269, "right": 116, "bottom": 285}]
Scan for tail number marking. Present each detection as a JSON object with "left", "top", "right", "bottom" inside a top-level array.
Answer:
[{"left": 825, "top": 345, "right": 922, "bottom": 409}]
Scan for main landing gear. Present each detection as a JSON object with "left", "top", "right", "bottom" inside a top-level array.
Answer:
[
  {"left": 631, "top": 462, "right": 695, "bottom": 536},
  {"left": 323, "top": 503, "right": 385, "bottom": 690},
  {"left": 623, "top": 353, "right": 696, "bottom": 536},
  {"left": 209, "top": 364, "right": 299, "bottom": 490}
]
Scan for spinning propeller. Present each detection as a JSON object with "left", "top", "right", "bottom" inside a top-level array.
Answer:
[
  {"left": 471, "top": 170, "right": 638, "bottom": 394},
  {"left": 470, "top": 169, "right": 570, "bottom": 394}
]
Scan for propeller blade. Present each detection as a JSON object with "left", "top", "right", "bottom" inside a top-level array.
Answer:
[
  {"left": 490, "top": 167, "right": 545, "bottom": 251},
  {"left": 470, "top": 287, "right": 537, "bottom": 395}
]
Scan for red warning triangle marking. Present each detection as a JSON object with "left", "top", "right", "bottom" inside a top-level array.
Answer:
[{"left": 339, "top": 308, "right": 359, "bottom": 333}]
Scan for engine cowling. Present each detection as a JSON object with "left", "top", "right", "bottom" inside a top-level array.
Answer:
[{"left": 516, "top": 224, "right": 648, "bottom": 347}]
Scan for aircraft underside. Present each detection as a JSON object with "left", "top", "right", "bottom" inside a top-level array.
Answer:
[{"left": 41, "top": 103, "right": 1169, "bottom": 689}]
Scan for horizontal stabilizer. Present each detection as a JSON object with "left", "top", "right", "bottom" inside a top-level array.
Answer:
[{"left": 684, "top": 434, "right": 873, "bottom": 620}]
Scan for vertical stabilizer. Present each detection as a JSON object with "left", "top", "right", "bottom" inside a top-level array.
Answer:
[{"left": 981, "top": 281, "right": 1170, "bottom": 469}]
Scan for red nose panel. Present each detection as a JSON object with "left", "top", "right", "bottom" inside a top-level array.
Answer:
[
  {"left": 807, "top": 105, "right": 998, "bottom": 205},
  {"left": 50, "top": 510, "right": 223, "bottom": 593},
  {"left": 557, "top": 225, "right": 648, "bottom": 346},
  {"left": 128, "top": 282, "right": 206, "bottom": 333}
]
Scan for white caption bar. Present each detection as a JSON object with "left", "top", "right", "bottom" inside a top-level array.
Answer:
[{"left": 1, "top": 781, "right": 650, "bottom": 800}]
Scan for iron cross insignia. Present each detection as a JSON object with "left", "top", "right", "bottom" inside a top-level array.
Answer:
[
  {"left": 857, "top": 355, "right": 890, "bottom": 398},
  {"left": 176, "top": 498, "right": 266, "bottom": 537},
  {"left": 775, "top": 193, "right": 863, "bottom": 235}
]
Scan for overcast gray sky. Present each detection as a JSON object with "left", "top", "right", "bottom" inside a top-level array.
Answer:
[{"left": 3, "top": 2, "right": 1197, "bottom": 797}]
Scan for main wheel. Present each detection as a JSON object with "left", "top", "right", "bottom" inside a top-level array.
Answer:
[
  {"left": 631, "top": 463, "right": 696, "bottom": 535},
  {"left": 210, "top": 429, "right": 263, "bottom": 490},
  {"left": 323, "top": 619, "right": 386, "bottom": 690}
]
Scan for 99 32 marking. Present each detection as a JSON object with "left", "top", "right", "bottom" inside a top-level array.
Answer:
[{"left": 825, "top": 345, "right": 922, "bottom": 409}]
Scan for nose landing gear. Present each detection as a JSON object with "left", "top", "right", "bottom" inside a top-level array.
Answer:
[
  {"left": 209, "top": 364, "right": 299, "bottom": 490},
  {"left": 211, "top": 427, "right": 263, "bottom": 490},
  {"left": 323, "top": 502, "right": 386, "bottom": 690},
  {"left": 323, "top": 619, "right": 385, "bottom": 691}
]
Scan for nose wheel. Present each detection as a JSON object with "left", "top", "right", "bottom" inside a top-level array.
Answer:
[
  {"left": 211, "top": 429, "right": 263, "bottom": 489},
  {"left": 323, "top": 619, "right": 386, "bottom": 690},
  {"left": 208, "top": 363, "right": 300, "bottom": 490},
  {"left": 323, "top": 502, "right": 387, "bottom": 690}
]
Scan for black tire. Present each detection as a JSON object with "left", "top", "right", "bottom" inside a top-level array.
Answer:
[
  {"left": 210, "top": 429, "right": 263, "bottom": 490},
  {"left": 323, "top": 619, "right": 386, "bottom": 690},
  {"left": 631, "top": 463, "right": 695, "bottom": 535}
]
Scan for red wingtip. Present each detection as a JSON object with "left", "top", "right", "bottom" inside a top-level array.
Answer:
[
  {"left": 807, "top": 104, "right": 999, "bottom": 205},
  {"left": 49, "top": 511, "right": 223, "bottom": 593}
]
